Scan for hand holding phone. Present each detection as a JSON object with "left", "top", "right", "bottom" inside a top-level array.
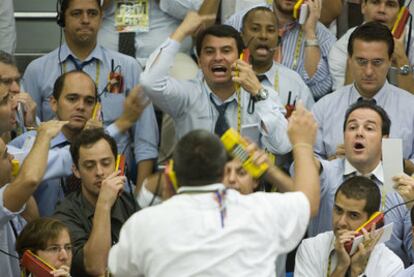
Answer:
[
  {"left": 392, "top": 5, "right": 410, "bottom": 39},
  {"left": 21, "top": 250, "right": 55, "bottom": 277},
  {"left": 344, "top": 212, "right": 384, "bottom": 253},
  {"left": 221, "top": 128, "right": 268, "bottom": 178},
  {"left": 234, "top": 49, "right": 251, "bottom": 91}
]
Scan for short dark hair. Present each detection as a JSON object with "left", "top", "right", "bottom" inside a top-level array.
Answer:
[
  {"left": 60, "top": 0, "right": 102, "bottom": 22},
  {"left": 70, "top": 128, "right": 118, "bottom": 168},
  {"left": 343, "top": 100, "right": 391, "bottom": 136},
  {"left": 348, "top": 21, "right": 394, "bottom": 58},
  {"left": 52, "top": 70, "right": 97, "bottom": 100},
  {"left": 363, "top": 0, "right": 404, "bottom": 8},
  {"left": 15, "top": 218, "right": 69, "bottom": 257},
  {"left": 196, "top": 25, "right": 245, "bottom": 57},
  {"left": 241, "top": 6, "right": 277, "bottom": 32},
  {"left": 0, "top": 50, "right": 16, "bottom": 66},
  {"left": 335, "top": 176, "right": 381, "bottom": 217},
  {"left": 173, "top": 129, "right": 228, "bottom": 187}
]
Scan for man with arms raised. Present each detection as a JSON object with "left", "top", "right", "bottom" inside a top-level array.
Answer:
[{"left": 141, "top": 12, "right": 290, "bottom": 155}]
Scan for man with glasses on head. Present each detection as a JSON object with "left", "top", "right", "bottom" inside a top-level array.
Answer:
[{"left": 312, "top": 22, "right": 414, "bottom": 175}]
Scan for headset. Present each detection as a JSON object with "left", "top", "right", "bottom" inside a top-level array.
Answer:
[{"left": 56, "top": 0, "right": 104, "bottom": 28}]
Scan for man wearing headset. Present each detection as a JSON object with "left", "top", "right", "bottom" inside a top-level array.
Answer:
[{"left": 22, "top": 0, "right": 159, "bottom": 195}]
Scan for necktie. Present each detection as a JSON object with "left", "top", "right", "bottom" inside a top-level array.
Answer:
[
  {"left": 210, "top": 94, "right": 231, "bottom": 137},
  {"left": 67, "top": 55, "right": 95, "bottom": 70},
  {"left": 357, "top": 97, "right": 377, "bottom": 105},
  {"left": 256, "top": 75, "right": 267, "bottom": 82}
]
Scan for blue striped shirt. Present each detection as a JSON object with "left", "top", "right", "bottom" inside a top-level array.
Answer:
[{"left": 225, "top": 4, "right": 336, "bottom": 99}]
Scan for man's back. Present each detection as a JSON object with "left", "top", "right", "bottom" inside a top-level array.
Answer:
[{"left": 109, "top": 184, "right": 310, "bottom": 277}]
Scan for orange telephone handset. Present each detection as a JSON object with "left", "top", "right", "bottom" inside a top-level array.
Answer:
[
  {"left": 234, "top": 48, "right": 251, "bottom": 91},
  {"left": 91, "top": 102, "right": 102, "bottom": 121},
  {"left": 21, "top": 250, "right": 55, "bottom": 277},
  {"left": 344, "top": 211, "right": 385, "bottom": 253},
  {"left": 115, "top": 154, "right": 126, "bottom": 176},
  {"left": 392, "top": 5, "right": 410, "bottom": 39}
]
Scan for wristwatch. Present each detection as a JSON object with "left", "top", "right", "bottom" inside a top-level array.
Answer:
[
  {"left": 399, "top": 64, "right": 412, "bottom": 75},
  {"left": 254, "top": 87, "right": 269, "bottom": 101},
  {"left": 304, "top": 39, "right": 319, "bottom": 47}
]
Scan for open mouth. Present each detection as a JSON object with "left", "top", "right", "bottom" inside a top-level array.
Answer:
[
  {"left": 255, "top": 45, "right": 270, "bottom": 56},
  {"left": 353, "top": 142, "right": 365, "bottom": 151},
  {"left": 211, "top": 65, "right": 228, "bottom": 76}
]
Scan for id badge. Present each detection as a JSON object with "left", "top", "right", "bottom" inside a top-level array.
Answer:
[{"left": 115, "top": 0, "right": 150, "bottom": 32}]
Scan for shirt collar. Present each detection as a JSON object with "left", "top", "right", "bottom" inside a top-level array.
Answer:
[
  {"left": 60, "top": 43, "right": 104, "bottom": 65},
  {"left": 204, "top": 80, "right": 238, "bottom": 105},
  {"left": 344, "top": 159, "right": 384, "bottom": 183},
  {"left": 50, "top": 131, "right": 70, "bottom": 148},
  {"left": 350, "top": 80, "right": 389, "bottom": 104},
  {"left": 259, "top": 62, "right": 279, "bottom": 87},
  {"left": 177, "top": 183, "right": 226, "bottom": 194}
]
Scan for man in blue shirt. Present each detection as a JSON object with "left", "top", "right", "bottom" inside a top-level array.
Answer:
[
  {"left": 22, "top": 0, "right": 159, "bottom": 192},
  {"left": 302, "top": 100, "right": 413, "bottom": 265},
  {"left": 313, "top": 22, "right": 414, "bottom": 175}
]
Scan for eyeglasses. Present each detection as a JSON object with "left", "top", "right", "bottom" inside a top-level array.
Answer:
[
  {"left": 354, "top": 58, "right": 385, "bottom": 67},
  {"left": 43, "top": 244, "right": 73, "bottom": 254}
]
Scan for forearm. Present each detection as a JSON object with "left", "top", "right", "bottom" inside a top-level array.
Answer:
[
  {"left": 20, "top": 196, "right": 39, "bottom": 222},
  {"left": 404, "top": 159, "right": 414, "bottom": 175},
  {"left": 198, "top": 0, "right": 219, "bottom": 27},
  {"left": 320, "top": 0, "right": 343, "bottom": 27},
  {"left": 264, "top": 165, "right": 294, "bottom": 192},
  {"left": 4, "top": 132, "right": 51, "bottom": 212},
  {"left": 293, "top": 144, "right": 320, "bottom": 216},
  {"left": 135, "top": 159, "right": 155, "bottom": 195},
  {"left": 83, "top": 202, "right": 112, "bottom": 276},
  {"left": 330, "top": 266, "right": 348, "bottom": 277},
  {"left": 392, "top": 52, "right": 414, "bottom": 94},
  {"left": 304, "top": 45, "right": 321, "bottom": 78}
]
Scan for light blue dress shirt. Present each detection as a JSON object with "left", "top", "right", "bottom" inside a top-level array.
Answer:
[
  {"left": 22, "top": 43, "right": 159, "bottom": 164},
  {"left": 259, "top": 61, "right": 315, "bottom": 109},
  {"left": 0, "top": 184, "right": 26, "bottom": 277},
  {"left": 140, "top": 38, "right": 291, "bottom": 155},
  {"left": 312, "top": 82, "right": 414, "bottom": 164},
  {"left": 225, "top": 4, "right": 336, "bottom": 99},
  {"left": 298, "top": 158, "right": 413, "bottom": 266}
]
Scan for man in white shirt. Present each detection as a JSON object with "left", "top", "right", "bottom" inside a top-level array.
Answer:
[
  {"left": 295, "top": 176, "right": 403, "bottom": 277},
  {"left": 108, "top": 103, "right": 320, "bottom": 277}
]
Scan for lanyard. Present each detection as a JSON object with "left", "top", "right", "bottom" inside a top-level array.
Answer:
[
  {"left": 236, "top": 90, "right": 241, "bottom": 134},
  {"left": 178, "top": 188, "right": 228, "bottom": 228},
  {"left": 273, "top": 68, "right": 280, "bottom": 93},
  {"left": 292, "top": 30, "right": 303, "bottom": 71},
  {"left": 63, "top": 58, "right": 101, "bottom": 86}
]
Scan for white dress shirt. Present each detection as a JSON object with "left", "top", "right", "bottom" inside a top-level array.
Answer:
[
  {"left": 109, "top": 184, "right": 310, "bottom": 277},
  {"left": 295, "top": 231, "right": 404, "bottom": 277}
]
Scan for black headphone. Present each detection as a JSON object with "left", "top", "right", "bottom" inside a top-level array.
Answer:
[
  {"left": 56, "top": 0, "right": 66, "bottom": 28},
  {"left": 56, "top": 0, "right": 104, "bottom": 28}
]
